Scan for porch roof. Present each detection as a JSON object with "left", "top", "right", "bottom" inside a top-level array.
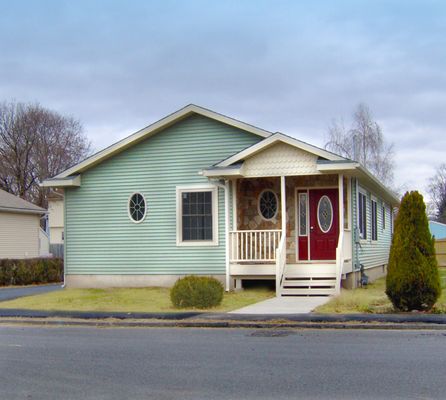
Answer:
[{"left": 201, "top": 138, "right": 399, "bottom": 206}]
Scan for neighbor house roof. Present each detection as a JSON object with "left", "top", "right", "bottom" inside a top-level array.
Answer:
[
  {"left": 42, "top": 104, "right": 272, "bottom": 185},
  {"left": 0, "top": 189, "right": 46, "bottom": 215}
]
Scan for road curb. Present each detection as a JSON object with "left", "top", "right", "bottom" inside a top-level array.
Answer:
[
  {"left": 2, "top": 317, "right": 446, "bottom": 330},
  {"left": 2, "top": 309, "right": 446, "bottom": 329}
]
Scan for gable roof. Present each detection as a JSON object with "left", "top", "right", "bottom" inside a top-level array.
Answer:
[
  {"left": 215, "top": 132, "right": 347, "bottom": 167},
  {"left": 0, "top": 189, "right": 46, "bottom": 215},
  {"left": 47, "top": 104, "right": 272, "bottom": 181}
]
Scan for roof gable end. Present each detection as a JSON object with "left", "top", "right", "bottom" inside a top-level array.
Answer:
[{"left": 52, "top": 104, "right": 272, "bottom": 179}]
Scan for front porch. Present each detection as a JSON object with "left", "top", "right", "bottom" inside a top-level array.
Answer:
[{"left": 227, "top": 175, "right": 353, "bottom": 296}]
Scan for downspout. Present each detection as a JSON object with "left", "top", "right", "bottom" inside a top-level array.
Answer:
[{"left": 62, "top": 192, "right": 66, "bottom": 288}]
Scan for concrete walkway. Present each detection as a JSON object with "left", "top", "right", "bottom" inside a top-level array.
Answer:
[
  {"left": 0, "top": 284, "right": 62, "bottom": 302},
  {"left": 229, "top": 296, "right": 331, "bottom": 314}
]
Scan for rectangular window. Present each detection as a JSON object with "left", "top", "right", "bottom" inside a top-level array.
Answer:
[
  {"left": 382, "top": 205, "right": 386, "bottom": 230},
  {"left": 298, "top": 193, "right": 308, "bottom": 236},
  {"left": 358, "top": 191, "right": 367, "bottom": 239},
  {"left": 371, "top": 199, "right": 378, "bottom": 241},
  {"left": 176, "top": 186, "right": 218, "bottom": 246}
]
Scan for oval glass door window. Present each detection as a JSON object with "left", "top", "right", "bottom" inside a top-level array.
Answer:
[{"left": 317, "top": 195, "right": 333, "bottom": 233}]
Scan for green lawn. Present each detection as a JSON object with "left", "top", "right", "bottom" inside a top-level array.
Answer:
[
  {"left": 0, "top": 286, "right": 274, "bottom": 313},
  {"left": 315, "top": 269, "right": 446, "bottom": 314}
]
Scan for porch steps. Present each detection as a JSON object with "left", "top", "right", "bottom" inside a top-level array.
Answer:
[{"left": 280, "top": 264, "right": 337, "bottom": 296}]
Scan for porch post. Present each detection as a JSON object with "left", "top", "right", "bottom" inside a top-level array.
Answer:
[
  {"left": 338, "top": 174, "right": 344, "bottom": 230},
  {"left": 337, "top": 174, "right": 344, "bottom": 294},
  {"left": 224, "top": 179, "right": 230, "bottom": 291},
  {"left": 280, "top": 176, "right": 286, "bottom": 242}
]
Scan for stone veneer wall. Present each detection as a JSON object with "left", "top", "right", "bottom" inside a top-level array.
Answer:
[{"left": 236, "top": 174, "right": 339, "bottom": 264}]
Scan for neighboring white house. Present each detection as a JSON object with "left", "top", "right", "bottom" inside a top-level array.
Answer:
[
  {"left": 0, "top": 189, "right": 49, "bottom": 259},
  {"left": 48, "top": 190, "right": 64, "bottom": 245}
]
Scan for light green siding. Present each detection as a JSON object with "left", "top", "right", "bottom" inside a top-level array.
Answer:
[
  {"left": 65, "top": 115, "right": 261, "bottom": 275},
  {"left": 351, "top": 178, "right": 392, "bottom": 270}
]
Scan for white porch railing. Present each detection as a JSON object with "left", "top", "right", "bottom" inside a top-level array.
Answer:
[
  {"left": 229, "top": 230, "right": 282, "bottom": 263},
  {"left": 335, "top": 230, "right": 344, "bottom": 295},
  {"left": 275, "top": 234, "right": 286, "bottom": 297}
]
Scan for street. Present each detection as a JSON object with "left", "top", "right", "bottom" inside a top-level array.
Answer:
[{"left": 1, "top": 326, "right": 445, "bottom": 399}]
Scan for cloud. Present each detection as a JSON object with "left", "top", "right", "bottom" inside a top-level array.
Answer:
[{"left": 0, "top": 0, "right": 445, "bottom": 199}]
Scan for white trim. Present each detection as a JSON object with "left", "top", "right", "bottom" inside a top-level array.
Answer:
[
  {"left": 46, "top": 105, "right": 271, "bottom": 182},
  {"left": 338, "top": 174, "right": 344, "bottom": 234},
  {"left": 127, "top": 192, "right": 147, "bottom": 224},
  {"left": 317, "top": 195, "right": 334, "bottom": 234},
  {"left": 40, "top": 175, "right": 81, "bottom": 187},
  {"left": 317, "top": 162, "right": 360, "bottom": 171},
  {"left": 216, "top": 133, "right": 345, "bottom": 168},
  {"left": 258, "top": 189, "right": 279, "bottom": 221},
  {"left": 202, "top": 166, "right": 244, "bottom": 177},
  {"left": 176, "top": 184, "right": 219, "bottom": 247}
]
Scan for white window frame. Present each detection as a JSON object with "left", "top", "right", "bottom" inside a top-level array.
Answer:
[
  {"left": 128, "top": 192, "right": 147, "bottom": 224},
  {"left": 257, "top": 189, "right": 279, "bottom": 221},
  {"left": 382, "top": 204, "right": 386, "bottom": 231},
  {"left": 371, "top": 196, "right": 378, "bottom": 242},
  {"left": 176, "top": 184, "right": 219, "bottom": 247},
  {"left": 298, "top": 192, "right": 309, "bottom": 237},
  {"left": 357, "top": 188, "right": 368, "bottom": 240}
]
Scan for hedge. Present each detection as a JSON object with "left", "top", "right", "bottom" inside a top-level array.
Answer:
[{"left": 0, "top": 258, "right": 63, "bottom": 286}]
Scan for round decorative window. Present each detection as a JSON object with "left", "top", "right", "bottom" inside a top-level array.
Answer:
[
  {"left": 317, "top": 195, "right": 333, "bottom": 233},
  {"left": 128, "top": 193, "right": 146, "bottom": 223},
  {"left": 258, "top": 190, "right": 278, "bottom": 220}
]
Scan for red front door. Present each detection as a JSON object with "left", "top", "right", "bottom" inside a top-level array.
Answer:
[{"left": 309, "top": 189, "right": 339, "bottom": 260}]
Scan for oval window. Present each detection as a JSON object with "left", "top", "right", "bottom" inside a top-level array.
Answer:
[
  {"left": 128, "top": 193, "right": 146, "bottom": 223},
  {"left": 317, "top": 195, "right": 333, "bottom": 233},
  {"left": 258, "top": 190, "right": 278, "bottom": 220}
]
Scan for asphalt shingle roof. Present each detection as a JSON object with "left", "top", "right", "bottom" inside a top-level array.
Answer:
[{"left": 0, "top": 189, "right": 46, "bottom": 214}]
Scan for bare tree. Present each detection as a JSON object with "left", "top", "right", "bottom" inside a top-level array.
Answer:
[
  {"left": 0, "top": 101, "right": 91, "bottom": 207},
  {"left": 325, "top": 103, "right": 395, "bottom": 187},
  {"left": 427, "top": 164, "right": 446, "bottom": 223}
]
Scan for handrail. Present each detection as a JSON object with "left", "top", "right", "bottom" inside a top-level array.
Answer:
[
  {"left": 335, "top": 230, "right": 344, "bottom": 295},
  {"left": 275, "top": 234, "right": 286, "bottom": 297}
]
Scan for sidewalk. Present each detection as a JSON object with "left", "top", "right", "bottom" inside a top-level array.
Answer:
[{"left": 229, "top": 296, "right": 330, "bottom": 314}]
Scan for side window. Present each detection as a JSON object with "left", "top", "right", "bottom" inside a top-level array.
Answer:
[
  {"left": 382, "top": 205, "right": 386, "bottom": 230},
  {"left": 371, "top": 199, "right": 378, "bottom": 241},
  {"left": 358, "top": 191, "right": 367, "bottom": 239}
]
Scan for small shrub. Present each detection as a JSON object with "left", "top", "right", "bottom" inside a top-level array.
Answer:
[
  {"left": 170, "top": 276, "right": 224, "bottom": 309},
  {"left": 386, "top": 191, "right": 441, "bottom": 311},
  {"left": 0, "top": 258, "right": 64, "bottom": 286}
]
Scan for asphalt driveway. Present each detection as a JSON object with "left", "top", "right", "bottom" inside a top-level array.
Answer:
[{"left": 0, "top": 284, "right": 62, "bottom": 302}]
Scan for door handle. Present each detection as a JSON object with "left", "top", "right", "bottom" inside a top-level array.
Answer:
[{"left": 310, "top": 226, "right": 314, "bottom": 231}]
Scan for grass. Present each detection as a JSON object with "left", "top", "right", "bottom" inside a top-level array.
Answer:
[
  {"left": 315, "top": 269, "right": 446, "bottom": 314},
  {"left": 0, "top": 286, "right": 274, "bottom": 313}
]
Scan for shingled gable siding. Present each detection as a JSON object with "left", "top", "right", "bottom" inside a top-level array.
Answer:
[
  {"left": 351, "top": 179, "right": 392, "bottom": 271},
  {"left": 65, "top": 115, "right": 261, "bottom": 276}
]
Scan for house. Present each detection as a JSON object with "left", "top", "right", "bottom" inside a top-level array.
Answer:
[
  {"left": 429, "top": 220, "right": 446, "bottom": 240},
  {"left": 42, "top": 105, "right": 399, "bottom": 295},
  {"left": 0, "top": 189, "right": 49, "bottom": 259},
  {"left": 47, "top": 189, "right": 65, "bottom": 258}
]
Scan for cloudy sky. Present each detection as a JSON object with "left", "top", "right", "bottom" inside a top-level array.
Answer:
[{"left": 1, "top": 0, "right": 445, "bottom": 197}]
